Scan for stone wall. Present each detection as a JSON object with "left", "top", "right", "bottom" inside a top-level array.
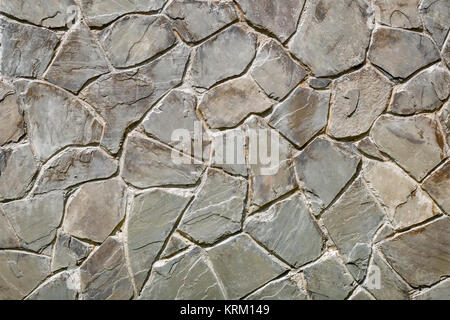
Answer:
[{"left": 0, "top": 0, "right": 449, "bottom": 300}]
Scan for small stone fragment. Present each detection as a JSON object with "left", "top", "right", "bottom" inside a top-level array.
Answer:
[
  {"left": 295, "top": 137, "right": 361, "bottom": 215},
  {"left": 328, "top": 65, "right": 393, "bottom": 138},
  {"left": 355, "top": 137, "right": 386, "bottom": 160},
  {"left": 160, "top": 233, "right": 191, "bottom": 259},
  {"left": 414, "top": 279, "right": 450, "bottom": 300},
  {"left": 165, "top": 0, "right": 238, "bottom": 43},
  {"left": 443, "top": 37, "right": 450, "bottom": 66},
  {"left": 349, "top": 287, "right": 375, "bottom": 300},
  {"left": 0, "top": 81, "right": 23, "bottom": 146},
  {"left": 207, "top": 234, "right": 288, "bottom": 299},
  {"left": 423, "top": 160, "right": 450, "bottom": 213},
  {"left": 51, "top": 230, "right": 92, "bottom": 272},
  {"left": 246, "top": 273, "right": 308, "bottom": 300},
  {"left": 245, "top": 195, "right": 323, "bottom": 267},
  {"left": 308, "top": 78, "right": 331, "bottom": 89},
  {"left": 27, "top": 271, "right": 79, "bottom": 300},
  {"left": 269, "top": 86, "right": 330, "bottom": 147},
  {"left": 419, "top": 0, "right": 450, "bottom": 48},
  {"left": 373, "top": 0, "right": 422, "bottom": 29},
  {"left": 439, "top": 102, "right": 450, "bottom": 147},
  {"left": 211, "top": 127, "right": 247, "bottom": 176},
  {"left": 79, "top": 237, "right": 133, "bottom": 300},
  {"left": 190, "top": 25, "right": 256, "bottom": 89},
  {"left": 368, "top": 27, "right": 440, "bottom": 79},
  {"left": 45, "top": 22, "right": 109, "bottom": 93}
]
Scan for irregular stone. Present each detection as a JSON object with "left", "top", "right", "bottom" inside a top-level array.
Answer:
[
  {"left": 51, "top": 230, "right": 92, "bottom": 272},
  {"left": 140, "top": 246, "right": 225, "bottom": 300},
  {"left": 303, "top": 252, "right": 356, "bottom": 300},
  {"left": 349, "top": 287, "right": 375, "bottom": 300},
  {"left": 368, "top": 27, "right": 440, "bottom": 79},
  {"left": 0, "top": 208, "right": 18, "bottom": 249},
  {"left": 443, "top": 37, "right": 450, "bottom": 66},
  {"left": 207, "top": 234, "right": 288, "bottom": 299},
  {"left": 126, "top": 189, "right": 192, "bottom": 291},
  {"left": 246, "top": 273, "right": 308, "bottom": 300},
  {"left": 199, "top": 75, "right": 273, "bottom": 128},
  {"left": 21, "top": 82, "right": 103, "bottom": 161},
  {"left": 423, "top": 160, "right": 450, "bottom": 213},
  {"left": 99, "top": 15, "right": 176, "bottom": 68},
  {"left": 236, "top": 0, "right": 305, "bottom": 42},
  {"left": 419, "top": 0, "right": 450, "bottom": 48},
  {"left": 45, "top": 23, "right": 109, "bottom": 93},
  {"left": 371, "top": 114, "right": 446, "bottom": 180},
  {"left": 165, "top": 0, "right": 238, "bottom": 42},
  {"left": 289, "top": 0, "right": 371, "bottom": 76},
  {"left": 211, "top": 128, "right": 247, "bottom": 176},
  {"left": 2, "top": 192, "right": 64, "bottom": 252},
  {"left": 0, "top": 143, "right": 39, "bottom": 201},
  {"left": 79, "top": 237, "right": 133, "bottom": 300},
  {"left": 269, "top": 86, "right": 330, "bottom": 147},
  {"left": 439, "top": 102, "right": 450, "bottom": 147},
  {"left": 0, "top": 251, "right": 50, "bottom": 300},
  {"left": 373, "top": 223, "right": 395, "bottom": 243},
  {"left": 190, "top": 25, "right": 256, "bottom": 89},
  {"left": 355, "top": 137, "right": 386, "bottom": 160},
  {"left": 34, "top": 147, "right": 118, "bottom": 194},
  {"left": 389, "top": 63, "right": 450, "bottom": 115},
  {"left": 161, "top": 233, "right": 191, "bottom": 259},
  {"left": 27, "top": 271, "right": 79, "bottom": 300},
  {"left": 328, "top": 65, "right": 393, "bottom": 138},
  {"left": 323, "top": 178, "right": 384, "bottom": 280},
  {"left": 80, "top": 43, "right": 190, "bottom": 153},
  {"left": 0, "top": 0, "right": 76, "bottom": 28},
  {"left": 179, "top": 168, "right": 247, "bottom": 244},
  {"left": 0, "top": 81, "right": 23, "bottom": 146},
  {"left": 0, "top": 17, "right": 58, "bottom": 78},
  {"left": 308, "top": 78, "right": 331, "bottom": 89},
  {"left": 80, "top": 0, "right": 166, "bottom": 27},
  {"left": 364, "top": 249, "right": 411, "bottom": 300},
  {"left": 142, "top": 89, "right": 210, "bottom": 160},
  {"left": 414, "top": 279, "right": 450, "bottom": 300},
  {"left": 295, "top": 137, "right": 361, "bottom": 215},
  {"left": 64, "top": 179, "right": 127, "bottom": 243},
  {"left": 373, "top": 0, "right": 422, "bottom": 29},
  {"left": 380, "top": 217, "right": 450, "bottom": 287},
  {"left": 251, "top": 40, "right": 307, "bottom": 101},
  {"left": 122, "top": 133, "right": 204, "bottom": 188},
  {"left": 245, "top": 195, "right": 323, "bottom": 267}
]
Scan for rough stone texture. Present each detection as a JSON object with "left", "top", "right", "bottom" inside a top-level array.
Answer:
[
  {"left": 349, "top": 287, "right": 375, "bottom": 300},
  {"left": 368, "top": 27, "right": 440, "bottom": 79},
  {"left": 160, "top": 233, "right": 191, "bottom": 259},
  {"left": 414, "top": 279, "right": 450, "bottom": 300},
  {"left": 246, "top": 273, "right": 308, "bottom": 300},
  {"left": 0, "top": 207, "right": 18, "bottom": 249},
  {"left": 419, "top": 0, "right": 450, "bottom": 48},
  {"left": 289, "top": 0, "right": 372, "bottom": 77},
  {"left": 422, "top": 160, "right": 450, "bottom": 213},
  {"left": 27, "top": 271, "right": 79, "bottom": 300},
  {"left": 0, "top": 81, "right": 23, "bottom": 146},
  {"left": 51, "top": 230, "right": 92, "bottom": 272},
  {"left": 373, "top": 0, "right": 422, "bottom": 29}
]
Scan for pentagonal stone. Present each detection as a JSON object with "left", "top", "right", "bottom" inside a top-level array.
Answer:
[
  {"left": 245, "top": 195, "right": 323, "bottom": 267},
  {"left": 190, "top": 25, "right": 256, "bottom": 89},
  {"left": 423, "top": 160, "right": 450, "bottom": 213},
  {"left": 140, "top": 246, "right": 225, "bottom": 300},
  {"left": 2, "top": 192, "right": 64, "bottom": 252},
  {"left": 0, "top": 251, "right": 50, "bottom": 300},
  {"left": 80, "top": 236, "right": 134, "bottom": 300},
  {"left": 51, "top": 230, "right": 92, "bottom": 272},
  {"left": 126, "top": 189, "right": 192, "bottom": 291},
  {"left": 64, "top": 179, "right": 126, "bottom": 243},
  {"left": 295, "top": 137, "right": 361, "bottom": 215},
  {"left": 0, "top": 0, "right": 76, "bottom": 28},
  {"left": 373, "top": 0, "right": 422, "bottom": 29},
  {"left": 246, "top": 273, "right": 308, "bottom": 300},
  {"left": 328, "top": 65, "right": 393, "bottom": 138},
  {"left": 26, "top": 271, "right": 79, "bottom": 300},
  {"left": 198, "top": 75, "right": 273, "bottom": 129},
  {"left": 122, "top": 133, "right": 204, "bottom": 188},
  {"left": 289, "top": 0, "right": 371, "bottom": 77},
  {"left": 414, "top": 279, "right": 450, "bottom": 300},
  {"left": 21, "top": 82, "right": 103, "bottom": 161},
  {"left": 80, "top": 0, "right": 166, "bottom": 27},
  {"left": 0, "top": 81, "right": 24, "bottom": 146},
  {"left": 207, "top": 234, "right": 288, "bottom": 299},
  {"left": 0, "top": 17, "right": 59, "bottom": 78},
  {"left": 303, "top": 252, "right": 356, "bottom": 300},
  {"left": 380, "top": 217, "right": 450, "bottom": 287},
  {"left": 45, "top": 22, "right": 109, "bottom": 93},
  {"left": 179, "top": 168, "right": 247, "bottom": 244},
  {"left": 371, "top": 114, "right": 446, "bottom": 180},
  {"left": 269, "top": 86, "right": 330, "bottom": 147},
  {"left": 99, "top": 15, "right": 176, "bottom": 68},
  {"left": 389, "top": 63, "right": 450, "bottom": 115},
  {"left": 368, "top": 27, "right": 440, "bottom": 79},
  {"left": 34, "top": 147, "right": 118, "bottom": 194},
  {"left": 80, "top": 43, "right": 190, "bottom": 153},
  {"left": 419, "top": 0, "right": 450, "bottom": 48},
  {"left": 165, "top": 0, "right": 238, "bottom": 43},
  {"left": 0, "top": 143, "right": 39, "bottom": 201},
  {"left": 235, "top": 0, "right": 305, "bottom": 42}
]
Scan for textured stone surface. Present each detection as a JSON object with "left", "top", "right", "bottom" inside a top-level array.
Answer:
[
  {"left": 0, "top": 81, "right": 23, "bottom": 146},
  {"left": 414, "top": 279, "right": 450, "bottom": 300},
  {"left": 51, "top": 230, "right": 92, "bottom": 272},
  {"left": 373, "top": 0, "right": 421, "bottom": 29},
  {"left": 289, "top": 0, "right": 371, "bottom": 76},
  {"left": 246, "top": 273, "right": 308, "bottom": 300},
  {"left": 0, "top": 207, "right": 18, "bottom": 249},
  {"left": 27, "top": 271, "right": 79, "bottom": 300},
  {"left": 423, "top": 160, "right": 450, "bottom": 213},
  {"left": 419, "top": 0, "right": 450, "bottom": 48}
]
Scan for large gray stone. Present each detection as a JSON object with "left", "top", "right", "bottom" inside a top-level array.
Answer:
[
  {"left": 51, "top": 230, "right": 93, "bottom": 272},
  {"left": 190, "top": 25, "right": 256, "bottom": 89},
  {"left": 246, "top": 273, "right": 308, "bottom": 300},
  {"left": 423, "top": 160, "right": 450, "bottom": 213},
  {"left": 0, "top": 81, "right": 24, "bottom": 146},
  {"left": 126, "top": 189, "right": 192, "bottom": 291},
  {"left": 373, "top": 0, "right": 422, "bottom": 29},
  {"left": 245, "top": 195, "right": 323, "bottom": 267},
  {"left": 328, "top": 65, "right": 393, "bottom": 138},
  {"left": 289, "top": 0, "right": 372, "bottom": 77},
  {"left": 419, "top": 0, "right": 450, "bottom": 48},
  {"left": 368, "top": 27, "right": 440, "bottom": 79},
  {"left": 27, "top": 271, "right": 79, "bottom": 300}
]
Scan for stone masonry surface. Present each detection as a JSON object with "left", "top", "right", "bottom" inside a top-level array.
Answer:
[{"left": 0, "top": 0, "right": 449, "bottom": 300}]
